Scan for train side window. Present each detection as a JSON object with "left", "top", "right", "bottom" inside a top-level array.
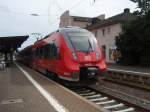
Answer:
[
  {"left": 53, "top": 41, "right": 61, "bottom": 60},
  {"left": 43, "top": 44, "right": 50, "bottom": 59},
  {"left": 37, "top": 48, "right": 40, "bottom": 58},
  {"left": 53, "top": 43, "right": 57, "bottom": 59},
  {"left": 55, "top": 45, "right": 61, "bottom": 60},
  {"left": 48, "top": 45, "right": 51, "bottom": 58},
  {"left": 51, "top": 43, "right": 56, "bottom": 59},
  {"left": 36, "top": 49, "right": 38, "bottom": 58},
  {"left": 35, "top": 48, "right": 39, "bottom": 58},
  {"left": 49, "top": 44, "right": 52, "bottom": 59},
  {"left": 33, "top": 50, "right": 36, "bottom": 59},
  {"left": 56, "top": 47, "right": 61, "bottom": 60},
  {"left": 39, "top": 48, "right": 41, "bottom": 58},
  {"left": 39, "top": 48, "right": 42, "bottom": 58},
  {"left": 49, "top": 43, "right": 56, "bottom": 60},
  {"left": 40, "top": 47, "right": 44, "bottom": 58},
  {"left": 43, "top": 46, "right": 46, "bottom": 58},
  {"left": 43, "top": 42, "right": 60, "bottom": 60},
  {"left": 38, "top": 48, "right": 41, "bottom": 58}
]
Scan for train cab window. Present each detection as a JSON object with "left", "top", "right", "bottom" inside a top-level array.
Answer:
[{"left": 64, "top": 30, "right": 97, "bottom": 53}]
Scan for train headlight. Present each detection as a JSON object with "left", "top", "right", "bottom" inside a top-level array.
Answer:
[
  {"left": 72, "top": 52, "right": 78, "bottom": 60},
  {"left": 96, "top": 52, "right": 100, "bottom": 60}
]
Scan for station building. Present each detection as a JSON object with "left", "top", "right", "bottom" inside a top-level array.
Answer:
[
  {"left": 59, "top": 8, "right": 136, "bottom": 63},
  {"left": 0, "top": 35, "right": 28, "bottom": 62}
]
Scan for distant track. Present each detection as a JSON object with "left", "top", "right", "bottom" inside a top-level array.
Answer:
[
  {"left": 106, "top": 68, "right": 150, "bottom": 91},
  {"left": 107, "top": 68, "right": 150, "bottom": 76}
]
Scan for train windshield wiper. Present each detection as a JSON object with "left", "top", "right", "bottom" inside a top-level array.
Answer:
[{"left": 86, "top": 39, "right": 93, "bottom": 54}]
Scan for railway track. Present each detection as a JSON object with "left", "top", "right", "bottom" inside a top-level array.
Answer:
[{"left": 68, "top": 86, "right": 143, "bottom": 112}]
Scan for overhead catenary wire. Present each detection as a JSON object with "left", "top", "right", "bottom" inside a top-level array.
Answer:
[
  {"left": 47, "top": 0, "right": 90, "bottom": 27},
  {"left": 0, "top": 0, "right": 95, "bottom": 17},
  {"left": 0, "top": 0, "right": 95, "bottom": 33}
]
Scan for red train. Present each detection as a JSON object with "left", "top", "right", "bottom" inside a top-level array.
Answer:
[{"left": 19, "top": 27, "right": 107, "bottom": 85}]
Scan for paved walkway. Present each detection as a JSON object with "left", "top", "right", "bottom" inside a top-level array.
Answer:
[{"left": 0, "top": 62, "right": 107, "bottom": 112}]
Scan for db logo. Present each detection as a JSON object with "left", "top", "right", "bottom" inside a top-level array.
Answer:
[{"left": 84, "top": 56, "right": 91, "bottom": 61}]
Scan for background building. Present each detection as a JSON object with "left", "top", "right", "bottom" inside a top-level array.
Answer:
[{"left": 59, "top": 10, "right": 105, "bottom": 28}]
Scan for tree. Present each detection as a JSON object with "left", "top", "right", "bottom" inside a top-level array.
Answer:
[
  {"left": 116, "top": 11, "right": 150, "bottom": 66},
  {"left": 116, "top": 19, "right": 141, "bottom": 65},
  {"left": 115, "top": 0, "right": 150, "bottom": 65},
  {"left": 130, "top": 0, "right": 150, "bottom": 15},
  {"left": 138, "top": 11, "right": 150, "bottom": 65}
]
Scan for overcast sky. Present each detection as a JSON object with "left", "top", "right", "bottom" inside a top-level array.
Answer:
[{"left": 0, "top": 0, "right": 137, "bottom": 49}]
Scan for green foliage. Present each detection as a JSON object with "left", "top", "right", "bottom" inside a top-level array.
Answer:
[
  {"left": 130, "top": 0, "right": 150, "bottom": 15},
  {"left": 116, "top": 11, "right": 150, "bottom": 65}
]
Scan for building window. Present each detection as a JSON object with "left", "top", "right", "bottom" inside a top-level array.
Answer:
[
  {"left": 107, "top": 28, "right": 110, "bottom": 34},
  {"left": 102, "top": 29, "right": 105, "bottom": 36},
  {"left": 95, "top": 30, "right": 97, "bottom": 38}
]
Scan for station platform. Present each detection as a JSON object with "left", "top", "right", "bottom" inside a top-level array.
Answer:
[
  {"left": 0, "top": 62, "right": 107, "bottom": 112},
  {"left": 107, "top": 63, "right": 150, "bottom": 74}
]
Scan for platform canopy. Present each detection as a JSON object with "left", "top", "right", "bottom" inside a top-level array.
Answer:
[{"left": 0, "top": 35, "right": 29, "bottom": 53}]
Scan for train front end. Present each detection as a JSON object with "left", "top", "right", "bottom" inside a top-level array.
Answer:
[{"left": 62, "top": 27, "right": 106, "bottom": 84}]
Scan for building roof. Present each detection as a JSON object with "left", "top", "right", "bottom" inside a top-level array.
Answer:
[
  {"left": 86, "top": 9, "right": 136, "bottom": 30},
  {"left": 0, "top": 35, "right": 29, "bottom": 53},
  {"left": 71, "top": 16, "right": 92, "bottom": 22}
]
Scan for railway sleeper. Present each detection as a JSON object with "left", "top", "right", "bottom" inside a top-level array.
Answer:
[
  {"left": 112, "top": 107, "right": 135, "bottom": 112},
  {"left": 104, "top": 103, "right": 124, "bottom": 109},
  {"left": 107, "top": 104, "right": 132, "bottom": 112},
  {"left": 89, "top": 97, "right": 108, "bottom": 102}
]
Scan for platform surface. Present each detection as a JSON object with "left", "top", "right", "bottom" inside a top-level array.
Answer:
[{"left": 0, "top": 62, "right": 107, "bottom": 112}]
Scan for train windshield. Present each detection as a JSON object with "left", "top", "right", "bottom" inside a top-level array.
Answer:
[{"left": 65, "top": 30, "right": 97, "bottom": 52}]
